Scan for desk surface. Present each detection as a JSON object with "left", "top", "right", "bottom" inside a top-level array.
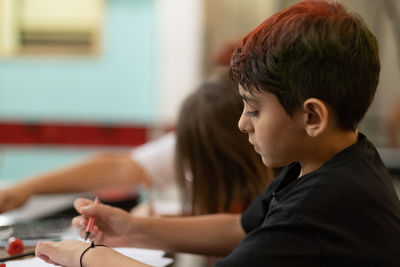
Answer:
[{"left": 0, "top": 246, "right": 35, "bottom": 261}]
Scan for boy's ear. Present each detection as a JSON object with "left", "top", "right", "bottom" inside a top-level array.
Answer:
[{"left": 302, "top": 98, "right": 328, "bottom": 137}]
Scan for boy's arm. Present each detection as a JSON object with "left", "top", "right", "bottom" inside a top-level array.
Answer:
[
  {"left": 132, "top": 214, "right": 245, "bottom": 256},
  {"left": 82, "top": 246, "right": 153, "bottom": 267},
  {"left": 74, "top": 199, "right": 246, "bottom": 256},
  {"left": 214, "top": 228, "right": 321, "bottom": 267}
]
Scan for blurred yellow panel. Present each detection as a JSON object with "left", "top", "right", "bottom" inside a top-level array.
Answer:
[
  {"left": 0, "top": 0, "right": 18, "bottom": 55},
  {"left": 21, "top": 0, "right": 103, "bottom": 32}
]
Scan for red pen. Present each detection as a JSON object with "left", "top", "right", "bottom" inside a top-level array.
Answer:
[{"left": 84, "top": 196, "right": 100, "bottom": 241}]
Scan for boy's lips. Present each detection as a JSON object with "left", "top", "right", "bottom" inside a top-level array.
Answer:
[
  {"left": 248, "top": 140, "right": 260, "bottom": 153},
  {"left": 252, "top": 144, "right": 261, "bottom": 153}
]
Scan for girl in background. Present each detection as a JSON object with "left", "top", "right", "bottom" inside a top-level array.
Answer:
[
  {"left": 0, "top": 71, "right": 275, "bottom": 218},
  {"left": 175, "top": 72, "right": 274, "bottom": 216}
]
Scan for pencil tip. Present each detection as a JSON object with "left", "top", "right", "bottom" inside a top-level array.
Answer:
[{"left": 84, "top": 232, "right": 90, "bottom": 241}]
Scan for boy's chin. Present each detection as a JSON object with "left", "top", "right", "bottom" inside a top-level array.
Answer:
[
  {"left": 260, "top": 156, "right": 271, "bottom": 167},
  {"left": 261, "top": 156, "right": 286, "bottom": 168}
]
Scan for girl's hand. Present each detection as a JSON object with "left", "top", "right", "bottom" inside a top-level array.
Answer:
[
  {"left": 35, "top": 240, "right": 89, "bottom": 267},
  {"left": 72, "top": 198, "right": 137, "bottom": 247},
  {"left": 0, "top": 185, "right": 32, "bottom": 213}
]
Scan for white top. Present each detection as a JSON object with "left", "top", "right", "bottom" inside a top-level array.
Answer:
[
  {"left": 132, "top": 132, "right": 177, "bottom": 189},
  {"left": 131, "top": 132, "right": 181, "bottom": 215}
]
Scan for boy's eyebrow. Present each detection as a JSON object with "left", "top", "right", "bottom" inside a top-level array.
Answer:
[{"left": 239, "top": 93, "right": 258, "bottom": 104}]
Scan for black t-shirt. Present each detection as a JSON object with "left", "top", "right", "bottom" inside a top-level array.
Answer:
[{"left": 215, "top": 133, "right": 400, "bottom": 267}]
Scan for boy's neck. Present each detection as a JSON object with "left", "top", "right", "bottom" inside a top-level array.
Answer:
[{"left": 299, "top": 130, "right": 358, "bottom": 177}]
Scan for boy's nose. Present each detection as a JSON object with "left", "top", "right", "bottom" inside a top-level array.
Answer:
[{"left": 238, "top": 112, "right": 249, "bottom": 133}]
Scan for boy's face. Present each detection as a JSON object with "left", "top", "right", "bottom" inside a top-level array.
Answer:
[{"left": 238, "top": 85, "right": 304, "bottom": 168}]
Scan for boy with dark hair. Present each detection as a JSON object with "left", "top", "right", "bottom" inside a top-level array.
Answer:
[
  {"left": 35, "top": 1, "right": 400, "bottom": 267},
  {"left": 224, "top": 0, "right": 400, "bottom": 266}
]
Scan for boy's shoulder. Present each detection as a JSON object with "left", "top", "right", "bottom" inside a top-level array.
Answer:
[
  {"left": 248, "top": 133, "right": 398, "bottom": 223},
  {"left": 305, "top": 133, "right": 392, "bottom": 196},
  {"left": 273, "top": 134, "right": 397, "bottom": 216},
  {"left": 315, "top": 133, "right": 386, "bottom": 177}
]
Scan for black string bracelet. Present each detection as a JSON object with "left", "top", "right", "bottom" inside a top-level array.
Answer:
[{"left": 80, "top": 242, "right": 107, "bottom": 267}]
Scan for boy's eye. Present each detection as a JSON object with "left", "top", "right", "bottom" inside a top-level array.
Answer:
[{"left": 245, "top": 111, "right": 259, "bottom": 118}]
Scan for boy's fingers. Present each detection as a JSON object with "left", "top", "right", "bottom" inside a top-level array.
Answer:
[
  {"left": 73, "top": 198, "right": 93, "bottom": 211},
  {"left": 74, "top": 198, "right": 107, "bottom": 216},
  {"left": 79, "top": 225, "right": 100, "bottom": 241},
  {"left": 88, "top": 226, "right": 101, "bottom": 242},
  {"left": 72, "top": 216, "right": 87, "bottom": 228},
  {"left": 80, "top": 202, "right": 116, "bottom": 218},
  {"left": 93, "top": 230, "right": 103, "bottom": 244}
]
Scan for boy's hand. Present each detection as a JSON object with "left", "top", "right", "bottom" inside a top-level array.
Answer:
[
  {"left": 72, "top": 198, "right": 137, "bottom": 247},
  {"left": 36, "top": 240, "right": 89, "bottom": 267},
  {"left": 36, "top": 239, "right": 152, "bottom": 267}
]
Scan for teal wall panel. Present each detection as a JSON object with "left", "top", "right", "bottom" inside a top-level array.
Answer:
[
  {"left": 0, "top": 147, "right": 95, "bottom": 182},
  {"left": 0, "top": 0, "right": 157, "bottom": 124}
]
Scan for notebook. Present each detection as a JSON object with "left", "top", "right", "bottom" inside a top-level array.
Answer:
[{"left": 0, "top": 193, "right": 84, "bottom": 246}]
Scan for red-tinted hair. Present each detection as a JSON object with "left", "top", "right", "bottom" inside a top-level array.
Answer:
[{"left": 230, "top": 0, "right": 380, "bottom": 130}]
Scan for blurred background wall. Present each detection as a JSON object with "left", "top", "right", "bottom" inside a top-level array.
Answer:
[
  {"left": 0, "top": 0, "right": 399, "bottom": 182},
  {"left": 202, "top": 0, "right": 400, "bottom": 146},
  {"left": 0, "top": 0, "right": 156, "bottom": 123}
]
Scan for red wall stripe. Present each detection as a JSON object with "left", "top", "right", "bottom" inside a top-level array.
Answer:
[{"left": 0, "top": 121, "right": 148, "bottom": 146}]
